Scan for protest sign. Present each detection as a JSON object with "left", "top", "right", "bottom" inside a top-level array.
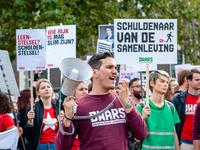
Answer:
[
  {"left": 98, "top": 25, "right": 114, "bottom": 53},
  {"left": 86, "top": 55, "right": 93, "bottom": 62},
  {"left": 0, "top": 50, "right": 20, "bottom": 96},
  {"left": 46, "top": 25, "right": 76, "bottom": 68},
  {"left": 175, "top": 64, "right": 191, "bottom": 81},
  {"left": 16, "top": 29, "right": 46, "bottom": 71},
  {"left": 126, "top": 64, "right": 157, "bottom": 72},
  {"left": 97, "top": 40, "right": 112, "bottom": 53},
  {"left": 192, "top": 65, "right": 200, "bottom": 71},
  {"left": 114, "top": 19, "right": 177, "bottom": 65},
  {"left": 119, "top": 71, "right": 138, "bottom": 81}
]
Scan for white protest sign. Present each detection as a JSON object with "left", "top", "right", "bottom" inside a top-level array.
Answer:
[
  {"left": 114, "top": 19, "right": 177, "bottom": 64},
  {"left": 119, "top": 71, "right": 138, "bottom": 81},
  {"left": 0, "top": 50, "right": 20, "bottom": 96},
  {"left": 46, "top": 25, "right": 76, "bottom": 68},
  {"left": 86, "top": 55, "right": 93, "bottom": 62},
  {"left": 0, "top": 127, "right": 18, "bottom": 150},
  {"left": 192, "top": 66, "right": 200, "bottom": 71},
  {"left": 97, "top": 39, "right": 112, "bottom": 53},
  {"left": 175, "top": 64, "right": 191, "bottom": 81},
  {"left": 16, "top": 29, "right": 46, "bottom": 71},
  {"left": 126, "top": 64, "right": 157, "bottom": 72}
]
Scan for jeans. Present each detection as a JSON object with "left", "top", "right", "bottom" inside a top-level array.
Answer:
[{"left": 38, "top": 143, "right": 56, "bottom": 150}]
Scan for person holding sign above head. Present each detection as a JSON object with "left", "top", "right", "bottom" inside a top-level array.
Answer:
[
  {"left": 136, "top": 70, "right": 180, "bottom": 150},
  {"left": 55, "top": 52, "right": 147, "bottom": 150},
  {"left": 24, "top": 79, "right": 63, "bottom": 150}
]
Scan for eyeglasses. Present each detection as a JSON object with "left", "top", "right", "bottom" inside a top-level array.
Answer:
[{"left": 131, "top": 85, "right": 145, "bottom": 88}]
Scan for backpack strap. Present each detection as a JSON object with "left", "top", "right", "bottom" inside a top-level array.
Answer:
[{"left": 166, "top": 100, "right": 173, "bottom": 114}]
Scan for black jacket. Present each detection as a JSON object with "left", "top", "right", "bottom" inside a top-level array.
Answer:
[
  {"left": 17, "top": 111, "right": 26, "bottom": 149},
  {"left": 24, "top": 100, "right": 58, "bottom": 150},
  {"left": 172, "top": 89, "right": 188, "bottom": 145}
]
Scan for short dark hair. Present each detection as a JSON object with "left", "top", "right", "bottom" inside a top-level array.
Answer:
[
  {"left": 186, "top": 69, "right": 200, "bottom": 81},
  {"left": 88, "top": 52, "right": 114, "bottom": 70},
  {"left": 129, "top": 78, "right": 140, "bottom": 87},
  {"left": 0, "top": 92, "right": 13, "bottom": 113},
  {"left": 105, "top": 27, "right": 112, "bottom": 31},
  {"left": 178, "top": 69, "right": 190, "bottom": 86}
]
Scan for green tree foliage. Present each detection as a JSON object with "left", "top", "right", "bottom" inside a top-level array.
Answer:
[
  {"left": 116, "top": 0, "right": 200, "bottom": 64},
  {"left": 0, "top": 0, "right": 199, "bottom": 64},
  {"left": 0, "top": 0, "right": 75, "bottom": 61}
]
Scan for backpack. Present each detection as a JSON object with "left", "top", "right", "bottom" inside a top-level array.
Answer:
[
  {"left": 128, "top": 100, "right": 173, "bottom": 150},
  {"left": 128, "top": 130, "right": 140, "bottom": 150},
  {"left": 0, "top": 114, "right": 9, "bottom": 133}
]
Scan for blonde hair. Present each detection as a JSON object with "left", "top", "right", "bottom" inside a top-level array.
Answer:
[
  {"left": 36, "top": 78, "right": 54, "bottom": 100},
  {"left": 164, "top": 77, "right": 176, "bottom": 100},
  {"left": 149, "top": 70, "right": 170, "bottom": 92},
  {"left": 81, "top": 81, "right": 87, "bottom": 86},
  {"left": 74, "top": 81, "right": 88, "bottom": 98}
]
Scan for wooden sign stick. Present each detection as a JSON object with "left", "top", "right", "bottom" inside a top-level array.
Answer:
[
  {"left": 30, "top": 71, "right": 33, "bottom": 111},
  {"left": 146, "top": 64, "right": 149, "bottom": 107}
]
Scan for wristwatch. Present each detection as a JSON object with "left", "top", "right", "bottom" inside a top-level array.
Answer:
[{"left": 123, "top": 100, "right": 133, "bottom": 109}]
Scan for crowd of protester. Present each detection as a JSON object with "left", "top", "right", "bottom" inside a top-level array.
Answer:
[{"left": 1, "top": 52, "right": 200, "bottom": 150}]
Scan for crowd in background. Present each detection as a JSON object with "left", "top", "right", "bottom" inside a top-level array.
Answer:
[{"left": 1, "top": 52, "right": 200, "bottom": 150}]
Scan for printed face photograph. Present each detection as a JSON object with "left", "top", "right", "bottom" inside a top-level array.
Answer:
[
  {"left": 98, "top": 25, "right": 114, "bottom": 53},
  {"left": 98, "top": 25, "right": 114, "bottom": 40}
]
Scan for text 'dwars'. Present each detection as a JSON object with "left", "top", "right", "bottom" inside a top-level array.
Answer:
[{"left": 89, "top": 108, "right": 126, "bottom": 127}]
